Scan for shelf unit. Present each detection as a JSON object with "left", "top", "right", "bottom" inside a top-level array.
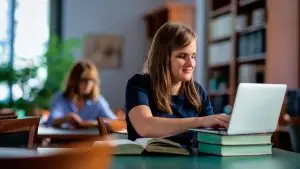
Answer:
[
  {"left": 207, "top": 0, "right": 267, "bottom": 111},
  {"left": 207, "top": 0, "right": 300, "bottom": 151}
]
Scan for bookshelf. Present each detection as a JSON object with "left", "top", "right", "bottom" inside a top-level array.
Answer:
[
  {"left": 208, "top": 0, "right": 300, "bottom": 150},
  {"left": 207, "top": 0, "right": 300, "bottom": 112},
  {"left": 207, "top": 0, "right": 267, "bottom": 113}
]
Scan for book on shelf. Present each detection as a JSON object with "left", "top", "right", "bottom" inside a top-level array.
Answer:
[
  {"left": 209, "top": 41, "right": 231, "bottom": 66},
  {"left": 238, "top": 30, "right": 265, "bottom": 57},
  {"left": 287, "top": 89, "right": 300, "bottom": 117},
  {"left": 252, "top": 8, "right": 265, "bottom": 26},
  {"left": 235, "top": 15, "right": 247, "bottom": 31},
  {"left": 210, "top": 13, "right": 233, "bottom": 40},
  {"left": 238, "top": 64, "right": 257, "bottom": 83},
  {"left": 198, "top": 142, "right": 272, "bottom": 156},
  {"left": 94, "top": 138, "right": 190, "bottom": 155}
]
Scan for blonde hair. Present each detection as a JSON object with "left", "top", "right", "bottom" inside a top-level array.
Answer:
[
  {"left": 143, "top": 22, "right": 201, "bottom": 114},
  {"left": 63, "top": 60, "right": 100, "bottom": 101}
]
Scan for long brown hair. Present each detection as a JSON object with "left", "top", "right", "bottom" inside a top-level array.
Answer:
[
  {"left": 63, "top": 60, "right": 100, "bottom": 101},
  {"left": 143, "top": 22, "right": 201, "bottom": 114}
]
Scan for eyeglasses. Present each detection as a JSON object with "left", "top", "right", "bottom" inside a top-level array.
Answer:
[{"left": 80, "top": 78, "right": 97, "bottom": 83}]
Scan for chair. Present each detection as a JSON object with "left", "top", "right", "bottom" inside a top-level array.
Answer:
[
  {"left": 97, "top": 117, "right": 110, "bottom": 138},
  {"left": 0, "top": 108, "right": 17, "bottom": 120},
  {"left": 32, "top": 108, "right": 50, "bottom": 124},
  {"left": 114, "top": 108, "right": 126, "bottom": 120},
  {"left": 284, "top": 114, "right": 300, "bottom": 153},
  {"left": 97, "top": 118, "right": 127, "bottom": 135},
  {"left": 0, "top": 117, "right": 40, "bottom": 148},
  {"left": 0, "top": 142, "right": 114, "bottom": 169}
]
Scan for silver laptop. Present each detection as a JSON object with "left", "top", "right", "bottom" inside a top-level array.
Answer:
[{"left": 190, "top": 83, "right": 287, "bottom": 135}]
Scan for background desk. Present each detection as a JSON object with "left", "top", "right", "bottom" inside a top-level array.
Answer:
[
  {"left": 37, "top": 126, "right": 100, "bottom": 140},
  {"left": 37, "top": 126, "right": 101, "bottom": 147},
  {"left": 111, "top": 149, "right": 300, "bottom": 169},
  {"left": 37, "top": 126, "right": 127, "bottom": 147}
]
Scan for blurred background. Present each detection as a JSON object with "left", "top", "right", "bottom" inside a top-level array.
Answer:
[{"left": 0, "top": 0, "right": 299, "bottom": 152}]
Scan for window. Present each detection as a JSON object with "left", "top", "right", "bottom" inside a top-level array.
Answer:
[
  {"left": 0, "top": 0, "right": 12, "bottom": 102},
  {"left": 0, "top": 0, "right": 50, "bottom": 103}
]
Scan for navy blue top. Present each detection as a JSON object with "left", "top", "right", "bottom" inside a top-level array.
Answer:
[{"left": 125, "top": 74, "right": 214, "bottom": 146}]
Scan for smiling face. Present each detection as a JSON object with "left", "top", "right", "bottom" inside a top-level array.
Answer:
[
  {"left": 143, "top": 22, "right": 201, "bottom": 114},
  {"left": 170, "top": 39, "right": 196, "bottom": 83}
]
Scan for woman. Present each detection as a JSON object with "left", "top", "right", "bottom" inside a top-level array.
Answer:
[
  {"left": 47, "top": 60, "right": 116, "bottom": 128},
  {"left": 125, "top": 22, "right": 230, "bottom": 146}
]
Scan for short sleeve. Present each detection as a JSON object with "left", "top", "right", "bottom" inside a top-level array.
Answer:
[
  {"left": 96, "top": 96, "right": 117, "bottom": 119},
  {"left": 125, "top": 74, "right": 150, "bottom": 114},
  {"left": 196, "top": 83, "right": 214, "bottom": 116},
  {"left": 46, "top": 93, "right": 67, "bottom": 124}
]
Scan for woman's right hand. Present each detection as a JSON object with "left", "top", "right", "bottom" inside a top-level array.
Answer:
[
  {"left": 66, "top": 113, "right": 82, "bottom": 125},
  {"left": 199, "top": 114, "right": 230, "bottom": 128}
]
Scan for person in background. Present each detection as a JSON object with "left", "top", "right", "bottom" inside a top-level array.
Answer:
[
  {"left": 47, "top": 60, "right": 117, "bottom": 128},
  {"left": 125, "top": 22, "right": 230, "bottom": 147}
]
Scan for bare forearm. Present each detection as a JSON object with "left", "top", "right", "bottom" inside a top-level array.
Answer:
[
  {"left": 139, "top": 117, "right": 203, "bottom": 138},
  {"left": 129, "top": 106, "right": 230, "bottom": 138},
  {"left": 51, "top": 117, "right": 69, "bottom": 127}
]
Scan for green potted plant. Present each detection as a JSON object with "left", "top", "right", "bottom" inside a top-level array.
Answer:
[{"left": 0, "top": 35, "right": 81, "bottom": 116}]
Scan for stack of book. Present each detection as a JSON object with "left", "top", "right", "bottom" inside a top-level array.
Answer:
[
  {"left": 190, "top": 129, "right": 273, "bottom": 156},
  {"left": 0, "top": 108, "right": 17, "bottom": 120}
]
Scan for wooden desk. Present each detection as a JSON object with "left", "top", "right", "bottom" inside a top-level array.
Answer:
[
  {"left": 37, "top": 126, "right": 100, "bottom": 140},
  {"left": 37, "top": 126, "right": 101, "bottom": 147},
  {"left": 111, "top": 149, "right": 300, "bottom": 169},
  {"left": 37, "top": 126, "right": 128, "bottom": 147},
  {"left": 273, "top": 125, "right": 292, "bottom": 151}
]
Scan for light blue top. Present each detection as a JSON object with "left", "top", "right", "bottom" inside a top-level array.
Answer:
[{"left": 46, "top": 92, "right": 117, "bottom": 126}]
